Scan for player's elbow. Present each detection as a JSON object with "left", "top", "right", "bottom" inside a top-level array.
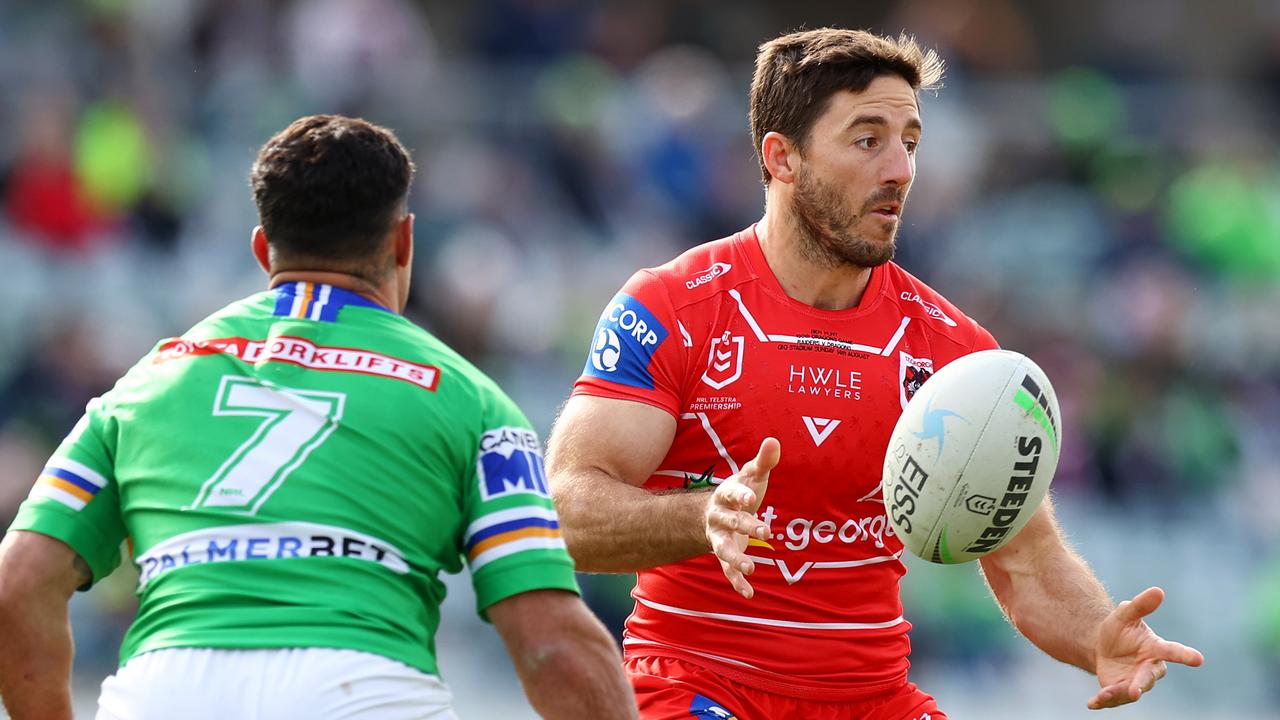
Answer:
[
  {"left": 511, "top": 616, "right": 626, "bottom": 704},
  {"left": 547, "top": 470, "right": 581, "bottom": 521},
  {"left": 0, "top": 556, "right": 33, "bottom": 633},
  {"left": 548, "top": 471, "right": 598, "bottom": 557},
  {"left": 519, "top": 628, "right": 621, "bottom": 679},
  {"left": 520, "top": 600, "right": 619, "bottom": 670}
]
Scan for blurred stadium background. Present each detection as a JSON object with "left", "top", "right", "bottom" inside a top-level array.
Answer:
[{"left": 1, "top": 0, "right": 1277, "bottom": 717}]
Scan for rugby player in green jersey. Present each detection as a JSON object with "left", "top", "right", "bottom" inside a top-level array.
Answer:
[{"left": 0, "top": 115, "right": 637, "bottom": 720}]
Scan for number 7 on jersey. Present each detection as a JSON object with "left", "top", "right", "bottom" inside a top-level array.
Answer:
[{"left": 189, "top": 375, "right": 346, "bottom": 514}]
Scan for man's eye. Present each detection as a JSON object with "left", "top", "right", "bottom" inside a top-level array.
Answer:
[{"left": 855, "top": 137, "right": 878, "bottom": 149}]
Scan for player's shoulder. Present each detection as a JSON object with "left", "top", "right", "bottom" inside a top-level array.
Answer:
[
  {"left": 880, "top": 262, "right": 991, "bottom": 348},
  {"left": 639, "top": 229, "right": 756, "bottom": 311}
]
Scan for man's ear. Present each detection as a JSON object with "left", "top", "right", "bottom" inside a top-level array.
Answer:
[
  {"left": 761, "top": 131, "right": 800, "bottom": 185},
  {"left": 393, "top": 213, "right": 414, "bottom": 269},
  {"left": 251, "top": 226, "right": 271, "bottom": 274}
]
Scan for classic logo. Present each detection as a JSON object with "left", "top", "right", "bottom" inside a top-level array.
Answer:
[
  {"left": 802, "top": 416, "right": 841, "bottom": 447},
  {"left": 899, "top": 352, "right": 935, "bottom": 409},
  {"left": 701, "top": 331, "right": 744, "bottom": 390},
  {"left": 685, "top": 262, "right": 732, "bottom": 290},
  {"left": 900, "top": 291, "right": 958, "bottom": 327}
]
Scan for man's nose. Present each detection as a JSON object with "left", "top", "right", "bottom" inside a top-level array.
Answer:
[{"left": 881, "top": 140, "right": 914, "bottom": 187}]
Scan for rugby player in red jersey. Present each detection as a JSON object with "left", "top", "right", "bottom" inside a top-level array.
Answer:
[{"left": 546, "top": 28, "right": 1203, "bottom": 719}]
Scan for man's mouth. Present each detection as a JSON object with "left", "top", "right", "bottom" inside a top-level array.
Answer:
[{"left": 870, "top": 202, "right": 901, "bottom": 221}]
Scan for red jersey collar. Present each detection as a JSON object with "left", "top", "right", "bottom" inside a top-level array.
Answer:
[{"left": 738, "top": 223, "right": 887, "bottom": 320}]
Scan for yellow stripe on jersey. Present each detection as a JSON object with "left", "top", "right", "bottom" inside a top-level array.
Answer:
[{"left": 38, "top": 474, "right": 96, "bottom": 504}]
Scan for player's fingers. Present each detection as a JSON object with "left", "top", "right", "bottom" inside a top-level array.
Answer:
[
  {"left": 1116, "top": 587, "right": 1165, "bottom": 623},
  {"left": 707, "top": 507, "right": 765, "bottom": 539},
  {"left": 710, "top": 533, "right": 754, "bottom": 577},
  {"left": 1126, "top": 663, "right": 1160, "bottom": 700},
  {"left": 1150, "top": 637, "right": 1204, "bottom": 667},
  {"left": 738, "top": 438, "right": 781, "bottom": 486},
  {"left": 712, "top": 479, "right": 757, "bottom": 511},
  {"left": 722, "top": 563, "right": 754, "bottom": 599},
  {"left": 1087, "top": 681, "right": 1134, "bottom": 710},
  {"left": 716, "top": 555, "right": 749, "bottom": 595}
]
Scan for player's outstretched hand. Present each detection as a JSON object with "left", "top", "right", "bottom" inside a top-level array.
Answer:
[
  {"left": 1088, "top": 586, "right": 1204, "bottom": 710},
  {"left": 705, "top": 437, "right": 781, "bottom": 599}
]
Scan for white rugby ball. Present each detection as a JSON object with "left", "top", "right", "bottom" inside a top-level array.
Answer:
[{"left": 882, "top": 349, "right": 1060, "bottom": 564}]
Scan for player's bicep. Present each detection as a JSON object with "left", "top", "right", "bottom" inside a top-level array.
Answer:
[
  {"left": 546, "top": 394, "right": 677, "bottom": 489},
  {"left": 0, "top": 531, "right": 90, "bottom": 601}
]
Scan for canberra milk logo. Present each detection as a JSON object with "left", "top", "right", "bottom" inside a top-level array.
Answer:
[
  {"left": 900, "top": 291, "right": 957, "bottom": 327},
  {"left": 477, "top": 426, "right": 550, "bottom": 501},
  {"left": 582, "top": 292, "right": 669, "bottom": 390},
  {"left": 685, "top": 262, "right": 731, "bottom": 290}
]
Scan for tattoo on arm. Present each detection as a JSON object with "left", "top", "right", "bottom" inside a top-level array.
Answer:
[{"left": 73, "top": 555, "right": 91, "bottom": 588}]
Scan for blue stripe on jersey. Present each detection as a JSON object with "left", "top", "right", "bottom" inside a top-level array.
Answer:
[
  {"left": 272, "top": 287, "right": 297, "bottom": 317},
  {"left": 465, "top": 517, "right": 560, "bottom": 552},
  {"left": 43, "top": 467, "right": 102, "bottom": 496},
  {"left": 272, "top": 283, "right": 393, "bottom": 322}
]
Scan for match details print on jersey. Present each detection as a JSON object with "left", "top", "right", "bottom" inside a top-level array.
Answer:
[{"left": 573, "top": 226, "right": 998, "bottom": 698}]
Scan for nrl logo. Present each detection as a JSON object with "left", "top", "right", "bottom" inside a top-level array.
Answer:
[{"left": 702, "top": 330, "right": 744, "bottom": 390}]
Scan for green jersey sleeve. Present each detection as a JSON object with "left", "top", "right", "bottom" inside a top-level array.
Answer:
[
  {"left": 8, "top": 397, "right": 126, "bottom": 587},
  {"left": 460, "top": 387, "right": 579, "bottom": 616}
]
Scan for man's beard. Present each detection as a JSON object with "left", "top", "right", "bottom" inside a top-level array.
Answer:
[{"left": 790, "top": 166, "right": 902, "bottom": 269}]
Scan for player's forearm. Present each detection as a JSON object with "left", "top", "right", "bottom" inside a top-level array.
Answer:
[
  {"left": 552, "top": 468, "right": 710, "bottom": 572},
  {"left": 979, "top": 508, "right": 1112, "bottom": 673},
  {"left": 516, "top": 627, "right": 637, "bottom": 718},
  {"left": 0, "top": 591, "right": 75, "bottom": 719}
]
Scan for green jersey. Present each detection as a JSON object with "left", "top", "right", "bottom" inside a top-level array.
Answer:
[{"left": 8, "top": 281, "right": 578, "bottom": 675}]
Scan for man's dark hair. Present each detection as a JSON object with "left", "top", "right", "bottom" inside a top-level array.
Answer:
[
  {"left": 250, "top": 115, "right": 415, "bottom": 275},
  {"left": 750, "top": 28, "right": 945, "bottom": 185}
]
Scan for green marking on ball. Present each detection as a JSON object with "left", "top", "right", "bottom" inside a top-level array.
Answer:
[{"left": 1014, "top": 387, "right": 1057, "bottom": 450}]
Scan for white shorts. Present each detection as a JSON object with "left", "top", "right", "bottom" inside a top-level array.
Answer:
[{"left": 96, "top": 647, "right": 458, "bottom": 720}]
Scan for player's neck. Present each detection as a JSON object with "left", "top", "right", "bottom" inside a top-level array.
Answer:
[
  {"left": 756, "top": 208, "right": 874, "bottom": 311},
  {"left": 267, "top": 271, "right": 400, "bottom": 313}
]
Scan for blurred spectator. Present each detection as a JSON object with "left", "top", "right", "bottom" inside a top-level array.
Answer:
[{"left": 5, "top": 97, "right": 109, "bottom": 253}]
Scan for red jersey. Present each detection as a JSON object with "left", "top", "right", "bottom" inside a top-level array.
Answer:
[{"left": 573, "top": 225, "right": 998, "bottom": 701}]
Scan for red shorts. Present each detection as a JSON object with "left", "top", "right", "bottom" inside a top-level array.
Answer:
[{"left": 626, "top": 655, "right": 947, "bottom": 720}]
